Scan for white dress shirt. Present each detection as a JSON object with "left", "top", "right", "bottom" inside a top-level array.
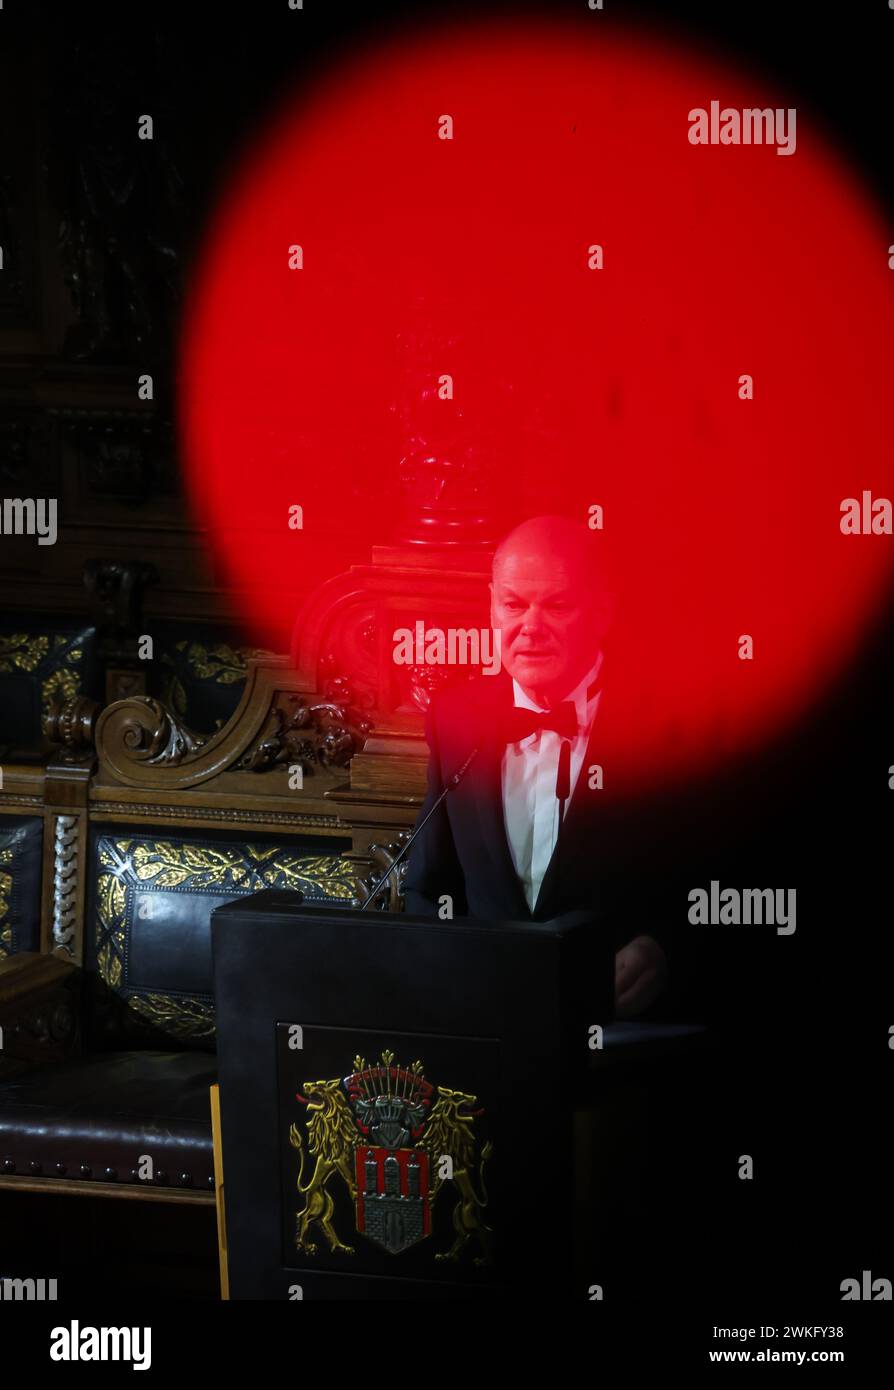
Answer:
[{"left": 502, "top": 652, "right": 604, "bottom": 912}]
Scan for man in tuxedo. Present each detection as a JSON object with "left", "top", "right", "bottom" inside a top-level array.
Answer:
[{"left": 403, "top": 514, "right": 678, "bottom": 1019}]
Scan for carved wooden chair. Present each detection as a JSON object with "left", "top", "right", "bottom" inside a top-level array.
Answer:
[
  {"left": 0, "top": 655, "right": 387, "bottom": 1206},
  {"left": 0, "top": 542, "right": 494, "bottom": 1269}
]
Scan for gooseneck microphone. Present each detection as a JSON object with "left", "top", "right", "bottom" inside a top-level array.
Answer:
[
  {"left": 555, "top": 737, "right": 572, "bottom": 827},
  {"left": 359, "top": 746, "right": 480, "bottom": 909}
]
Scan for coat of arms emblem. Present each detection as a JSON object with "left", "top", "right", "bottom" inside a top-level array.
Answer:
[{"left": 289, "top": 1049, "right": 493, "bottom": 1264}]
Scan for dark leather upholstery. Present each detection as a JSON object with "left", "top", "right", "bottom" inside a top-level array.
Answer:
[
  {"left": 85, "top": 828, "right": 356, "bottom": 1051},
  {"left": 0, "top": 820, "right": 354, "bottom": 1189},
  {"left": 0, "top": 1050, "right": 217, "bottom": 1191},
  {"left": 153, "top": 630, "right": 269, "bottom": 735},
  {"left": 0, "top": 622, "right": 97, "bottom": 753},
  {"left": 0, "top": 817, "right": 43, "bottom": 958}
]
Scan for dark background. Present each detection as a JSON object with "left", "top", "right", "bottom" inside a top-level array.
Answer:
[{"left": 0, "top": 0, "right": 891, "bottom": 1317}]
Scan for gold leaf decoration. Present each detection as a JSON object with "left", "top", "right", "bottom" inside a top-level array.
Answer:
[
  {"left": 0, "top": 853, "right": 12, "bottom": 955},
  {"left": 96, "top": 941, "right": 122, "bottom": 988},
  {"left": 91, "top": 835, "right": 360, "bottom": 1042},
  {"left": 128, "top": 992, "right": 214, "bottom": 1039},
  {"left": 0, "top": 633, "right": 87, "bottom": 724},
  {"left": 246, "top": 845, "right": 280, "bottom": 864},
  {"left": 96, "top": 870, "right": 127, "bottom": 925},
  {"left": 43, "top": 668, "right": 81, "bottom": 711},
  {"left": 159, "top": 641, "right": 271, "bottom": 686},
  {"left": 0, "top": 634, "right": 49, "bottom": 672}
]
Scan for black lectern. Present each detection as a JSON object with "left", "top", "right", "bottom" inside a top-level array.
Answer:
[{"left": 211, "top": 891, "right": 615, "bottom": 1300}]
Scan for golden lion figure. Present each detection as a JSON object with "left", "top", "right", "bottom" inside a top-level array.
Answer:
[
  {"left": 289, "top": 1079, "right": 358, "bottom": 1256},
  {"left": 419, "top": 1086, "right": 494, "bottom": 1266},
  {"left": 290, "top": 1075, "right": 494, "bottom": 1263}
]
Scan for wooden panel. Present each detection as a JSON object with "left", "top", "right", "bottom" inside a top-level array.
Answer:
[
  {"left": 210, "top": 1084, "right": 228, "bottom": 1299},
  {"left": 0, "top": 1173, "right": 214, "bottom": 1204}
]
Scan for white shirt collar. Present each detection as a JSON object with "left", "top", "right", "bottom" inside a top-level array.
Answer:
[{"left": 511, "top": 649, "right": 604, "bottom": 729}]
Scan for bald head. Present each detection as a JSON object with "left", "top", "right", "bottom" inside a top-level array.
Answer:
[
  {"left": 493, "top": 515, "right": 606, "bottom": 589},
  {"left": 490, "top": 514, "right": 612, "bottom": 706}
]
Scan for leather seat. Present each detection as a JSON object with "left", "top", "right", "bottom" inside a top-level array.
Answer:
[
  {"left": 0, "top": 1050, "right": 217, "bottom": 1191},
  {"left": 0, "top": 829, "right": 353, "bottom": 1196}
]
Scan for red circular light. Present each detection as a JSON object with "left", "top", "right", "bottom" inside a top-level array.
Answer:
[{"left": 180, "top": 17, "right": 894, "bottom": 788}]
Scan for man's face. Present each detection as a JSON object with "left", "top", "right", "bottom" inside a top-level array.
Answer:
[{"left": 490, "top": 548, "right": 609, "bottom": 703}]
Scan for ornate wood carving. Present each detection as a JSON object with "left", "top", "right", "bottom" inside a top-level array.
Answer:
[
  {"left": 0, "top": 954, "right": 81, "bottom": 1079},
  {"left": 89, "top": 802, "right": 341, "bottom": 831},
  {"left": 49, "top": 17, "right": 185, "bottom": 365},
  {"left": 52, "top": 406, "right": 176, "bottom": 503},
  {"left": 0, "top": 795, "right": 43, "bottom": 812},
  {"left": 290, "top": 556, "right": 491, "bottom": 725},
  {"left": 407, "top": 664, "right": 455, "bottom": 713},
  {"left": 43, "top": 693, "right": 99, "bottom": 750},
  {"left": 0, "top": 405, "right": 53, "bottom": 486},
  {"left": 104, "top": 668, "right": 148, "bottom": 705},
  {"left": 51, "top": 814, "right": 79, "bottom": 956},
  {"left": 358, "top": 832, "right": 412, "bottom": 912},
  {"left": 94, "top": 657, "right": 372, "bottom": 792},
  {"left": 83, "top": 559, "right": 158, "bottom": 633},
  {"left": 0, "top": 631, "right": 91, "bottom": 731},
  {"left": 12, "top": 996, "right": 76, "bottom": 1049},
  {"left": 0, "top": 171, "right": 31, "bottom": 322},
  {"left": 106, "top": 696, "right": 207, "bottom": 768},
  {"left": 391, "top": 308, "right": 500, "bottom": 549},
  {"left": 239, "top": 692, "right": 371, "bottom": 774}
]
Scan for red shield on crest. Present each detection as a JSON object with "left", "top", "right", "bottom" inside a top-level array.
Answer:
[{"left": 355, "top": 1146, "right": 431, "bottom": 1255}]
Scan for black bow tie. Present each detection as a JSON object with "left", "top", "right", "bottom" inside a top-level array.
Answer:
[{"left": 503, "top": 702, "right": 579, "bottom": 744}]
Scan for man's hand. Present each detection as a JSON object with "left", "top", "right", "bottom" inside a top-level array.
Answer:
[{"left": 614, "top": 934, "right": 669, "bottom": 1019}]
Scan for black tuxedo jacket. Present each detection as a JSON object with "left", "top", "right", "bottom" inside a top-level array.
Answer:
[{"left": 403, "top": 667, "right": 691, "bottom": 1009}]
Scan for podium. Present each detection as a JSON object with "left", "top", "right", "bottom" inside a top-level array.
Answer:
[{"left": 211, "top": 892, "right": 617, "bottom": 1300}]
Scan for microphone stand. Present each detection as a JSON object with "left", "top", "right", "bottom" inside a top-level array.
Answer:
[
  {"left": 359, "top": 746, "right": 480, "bottom": 910},
  {"left": 553, "top": 737, "right": 572, "bottom": 902}
]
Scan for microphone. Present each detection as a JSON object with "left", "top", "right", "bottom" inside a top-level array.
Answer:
[
  {"left": 551, "top": 736, "right": 574, "bottom": 897},
  {"left": 555, "top": 738, "right": 571, "bottom": 827},
  {"left": 360, "top": 746, "right": 480, "bottom": 909}
]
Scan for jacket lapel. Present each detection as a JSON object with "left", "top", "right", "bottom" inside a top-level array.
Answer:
[
  {"left": 531, "top": 685, "right": 611, "bottom": 919},
  {"left": 467, "top": 673, "right": 531, "bottom": 921}
]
